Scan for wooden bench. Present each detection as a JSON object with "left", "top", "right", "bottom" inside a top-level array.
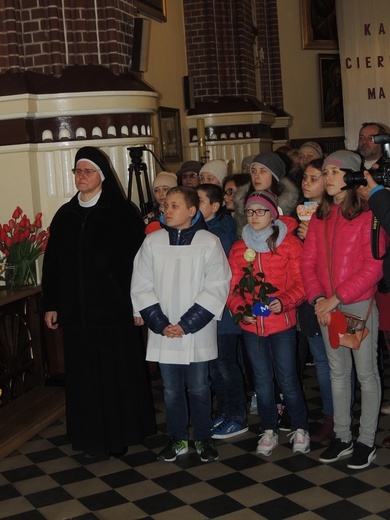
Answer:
[{"left": 0, "top": 386, "right": 65, "bottom": 459}]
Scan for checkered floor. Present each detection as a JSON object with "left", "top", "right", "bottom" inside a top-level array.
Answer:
[{"left": 1, "top": 356, "right": 390, "bottom": 520}]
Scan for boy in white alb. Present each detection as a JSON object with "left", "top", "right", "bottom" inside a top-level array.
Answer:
[{"left": 131, "top": 186, "right": 231, "bottom": 462}]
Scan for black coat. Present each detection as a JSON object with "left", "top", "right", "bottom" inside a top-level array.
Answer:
[
  {"left": 42, "top": 189, "right": 144, "bottom": 329},
  {"left": 42, "top": 147, "right": 156, "bottom": 453},
  {"left": 369, "top": 187, "right": 390, "bottom": 290}
]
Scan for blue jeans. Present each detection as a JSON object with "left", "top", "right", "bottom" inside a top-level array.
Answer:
[
  {"left": 307, "top": 334, "right": 333, "bottom": 417},
  {"left": 209, "top": 334, "right": 247, "bottom": 423},
  {"left": 243, "top": 327, "right": 308, "bottom": 432},
  {"left": 159, "top": 362, "right": 213, "bottom": 441}
]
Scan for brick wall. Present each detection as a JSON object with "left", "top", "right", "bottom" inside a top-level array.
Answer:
[
  {"left": 255, "top": 0, "right": 284, "bottom": 108},
  {"left": 0, "top": 0, "right": 137, "bottom": 76},
  {"left": 183, "top": 0, "right": 256, "bottom": 101},
  {"left": 183, "top": 0, "right": 282, "bottom": 107}
]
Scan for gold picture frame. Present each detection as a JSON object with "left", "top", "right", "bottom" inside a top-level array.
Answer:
[
  {"left": 300, "top": 0, "right": 338, "bottom": 50},
  {"left": 135, "top": 0, "right": 167, "bottom": 23},
  {"left": 158, "top": 107, "right": 183, "bottom": 163},
  {"left": 319, "top": 54, "right": 344, "bottom": 128}
]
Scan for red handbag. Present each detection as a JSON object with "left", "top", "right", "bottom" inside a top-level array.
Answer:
[{"left": 324, "top": 219, "right": 372, "bottom": 350}]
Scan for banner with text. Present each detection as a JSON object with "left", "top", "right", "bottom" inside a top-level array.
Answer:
[{"left": 336, "top": 0, "right": 390, "bottom": 149}]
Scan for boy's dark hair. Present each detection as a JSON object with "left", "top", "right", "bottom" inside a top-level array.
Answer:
[
  {"left": 196, "top": 183, "right": 223, "bottom": 211},
  {"left": 167, "top": 185, "right": 200, "bottom": 210},
  {"left": 222, "top": 173, "right": 251, "bottom": 190}
]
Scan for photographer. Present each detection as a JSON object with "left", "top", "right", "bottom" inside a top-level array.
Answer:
[
  {"left": 364, "top": 170, "right": 390, "bottom": 287},
  {"left": 357, "top": 123, "right": 387, "bottom": 169},
  {"left": 364, "top": 170, "right": 390, "bottom": 446}
]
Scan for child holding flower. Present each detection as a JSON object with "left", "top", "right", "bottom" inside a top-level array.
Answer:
[{"left": 227, "top": 190, "right": 308, "bottom": 456}]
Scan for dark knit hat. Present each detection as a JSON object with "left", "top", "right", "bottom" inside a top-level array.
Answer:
[
  {"left": 245, "top": 190, "right": 279, "bottom": 220},
  {"left": 177, "top": 160, "right": 203, "bottom": 177},
  {"left": 241, "top": 155, "right": 256, "bottom": 170},
  {"left": 251, "top": 152, "right": 286, "bottom": 181},
  {"left": 323, "top": 150, "right": 362, "bottom": 172}
]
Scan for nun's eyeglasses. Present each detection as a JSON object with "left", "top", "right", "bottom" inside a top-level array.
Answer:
[
  {"left": 244, "top": 208, "right": 270, "bottom": 217},
  {"left": 72, "top": 168, "right": 98, "bottom": 176}
]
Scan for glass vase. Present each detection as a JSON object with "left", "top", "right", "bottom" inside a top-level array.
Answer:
[{"left": 5, "top": 260, "right": 37, "bottom": 290}]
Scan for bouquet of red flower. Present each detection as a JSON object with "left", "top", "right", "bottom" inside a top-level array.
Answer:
[
  {"left": 232, "top": 248, "right": 278, "bottom": 324},
  {"left": 0, "top": 206, "right": 50, "bottom": 288}
]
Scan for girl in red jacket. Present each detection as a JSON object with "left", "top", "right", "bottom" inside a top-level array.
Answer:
[
  {"left": 227, "top": 190, "right": 308, "bottom": 457},
  {"left": 301, "top": 150, "right": 384, "bottom": 470}
]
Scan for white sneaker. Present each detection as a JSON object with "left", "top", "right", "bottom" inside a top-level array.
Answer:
[
  {"left": 289, "top": 429, "right": 310, "bottom": 454},
  {"left": 256, "top": 430, "right": 278, "bottom": 456}
]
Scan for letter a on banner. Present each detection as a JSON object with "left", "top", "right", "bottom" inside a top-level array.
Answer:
[{"left": 335, "top": 0, "right": 390, "bottom": 149}]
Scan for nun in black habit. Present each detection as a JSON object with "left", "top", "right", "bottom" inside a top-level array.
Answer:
[{"left": 42, "top": 146, "right": 156, "bottom": 458}]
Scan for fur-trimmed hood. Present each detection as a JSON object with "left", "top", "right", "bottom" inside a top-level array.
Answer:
[{"left": 233, "top": 177, "right": 300, "bottom": 217}]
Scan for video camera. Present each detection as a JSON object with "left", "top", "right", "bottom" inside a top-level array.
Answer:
[{"left": 342, "top": 133, "right": 390, "bottom": 188}]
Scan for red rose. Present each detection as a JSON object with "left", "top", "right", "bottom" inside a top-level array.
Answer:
[{"left": 12, "top": 206, "right": 23, "bottom": 219}]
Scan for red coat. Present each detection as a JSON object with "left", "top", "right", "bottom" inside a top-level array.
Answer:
[
  {"left": 301, "top": 205, "right": 384, "bottom": 305},
  {"left": 227, "top": 217, "right": 305, "bottom": 337}
]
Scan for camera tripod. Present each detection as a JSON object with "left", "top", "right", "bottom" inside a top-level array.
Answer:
[{"left": 127, "top": 145, "right": 166, "bottom": 216}]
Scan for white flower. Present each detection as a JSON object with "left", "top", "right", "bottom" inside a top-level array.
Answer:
[{"left": 244, "top": 248, "right": 256, "bottom": 263}]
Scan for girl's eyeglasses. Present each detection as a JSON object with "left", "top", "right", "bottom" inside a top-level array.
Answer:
[
  {"left": 182, "top": 172, "right": 198, "bottom": 179},
  {"left": 244, "top": 208, "right": 270, "bottom": 217},
  {"left": 223, "top": 188, "right": 234, "bottom": 196}
]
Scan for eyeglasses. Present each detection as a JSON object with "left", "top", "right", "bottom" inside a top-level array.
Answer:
[
  {"left": 182, "top": 172, "right": 198, "bottom": 179},
  {"left": 72, "top": 168, "right": 98, "bottom": 176},
  {"left": 223, "top": 188, "right": 234, "bottom": 196},
  {"left": 244, "top": 208, "right": 270, "bottom": 217}
]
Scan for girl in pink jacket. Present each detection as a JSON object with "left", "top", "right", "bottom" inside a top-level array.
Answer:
[
  {"left": 227, "top": 190, "right": 307, "bottom": 457},
  {"left": 301, "top": 150, "right": 384, "bottom": 470}
]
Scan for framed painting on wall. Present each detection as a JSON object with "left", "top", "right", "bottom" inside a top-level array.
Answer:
[
  {"left": 158, "top": 107, "right": 183, "bottom": 163},
  {"left": 319, "top": 54, "right": 344, "bottom": 127},
  {"left": 300, "top": 0, "right": 338, "bottom": 50},
  {"left": 135, "top": 0, "right": 167, "bottom": 22}
]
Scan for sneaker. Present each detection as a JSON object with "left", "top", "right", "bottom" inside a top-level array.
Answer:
[
  {"left": 288, "top": 429, "right": 310, "bottom": 454},
  {"left": 158, "top": 437, "right": 188, "bottom": 462},
  {"left": 256, "top": 430, "right": 278, "bottom": 456},
  {"left": 195, "top": 439, "right": 219, "bottom": 462},
  {"left": 211, "top": 418, "right": 249, "bottom": 439},
  {"left": 319, "top": 437, "right": 354, "bottom": 463},
  {"left": 277, "top": 406, "right": 291, "bottom": 431},
  {"left": 250, "top": 393, "right": 258, "bottom": 415},
  {"left": 347, "top": 442, "right": 376, "bottom": 469},
  {"left": 212, "top": 416, "right": 225, "bottom": 429}
]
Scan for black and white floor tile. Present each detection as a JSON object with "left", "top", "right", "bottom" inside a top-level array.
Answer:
[{"left": 0, "top": 356, "right": 389, "bottom": 519}]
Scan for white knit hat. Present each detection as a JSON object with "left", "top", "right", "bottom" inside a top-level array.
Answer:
[
  {"left": 199, "top": 159, "right": 228, "bottom": 185},
  {"left": 153, "top": 171, "right": 178, "bottom": 189}
]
